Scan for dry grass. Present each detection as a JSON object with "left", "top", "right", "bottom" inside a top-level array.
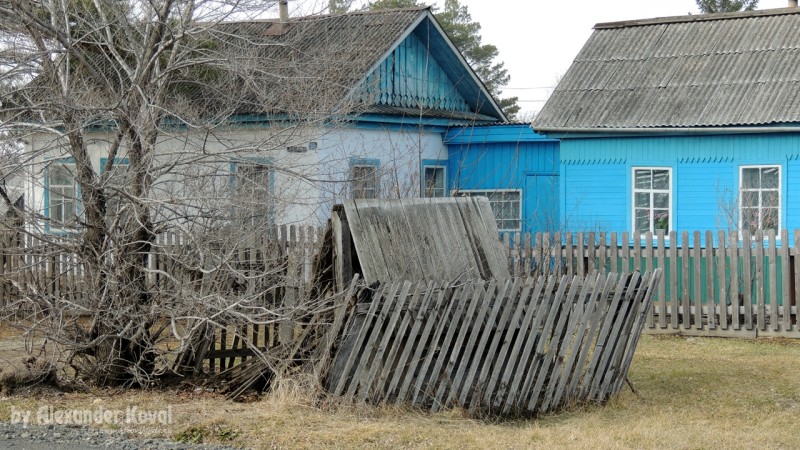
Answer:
[{"left": 1, "top": 332, "right": 800, "bottom": 449}]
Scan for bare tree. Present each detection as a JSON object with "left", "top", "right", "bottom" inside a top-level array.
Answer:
[{"left": 0, "top": 0, "right": 383, "bottom": 386}]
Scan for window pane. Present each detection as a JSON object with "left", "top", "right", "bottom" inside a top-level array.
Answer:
[
  {"left": 634, "top": 170, "right": 651, "bottom": 189},
  {"left": 652, "top": 170, "right": 669, "bottom": 190},
  {"left": 742, "top": 168, "right": 759, "bottom": 189},
  {"left": 654, "top": 210, "right": 669, "bottom": 232},
  {"left": 654, "top": 193, "right": 669, "bottom": 209},
  {"left": 635, "top": 192, "right": 650, "bottom": 208},
  {"left": 762, "top": 208, "right": 779, "bottom": 231},
  {"left": 423, "top": 167, "right": 445, "bottom": 197},
  {"left": 762, "top": 167, "right": 779, "bottom": 189},
  {"left": 763, "top": 191, "right": 779, "bottom": 207},
  {"left": 352, "top": 165, "right": 378, "bottom": 199},
  {"left": 742, "top": 207, "right": 759, "bottom": 233},
  {"left": 741, "top": 191, "right": 759, "bottom": 208},
  {"left": 635, "top": 208, "right": 650, "bottom": 233},
  {"left": 50, "top": 165, "right": 73, "bottom": 186}
]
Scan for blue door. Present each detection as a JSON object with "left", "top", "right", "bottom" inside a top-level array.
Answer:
[{"left": 524, "top": 173, "right": 560, "bottom": 234}]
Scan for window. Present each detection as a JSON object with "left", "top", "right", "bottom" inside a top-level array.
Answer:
[
  {"left": 350, "top": 160, "right": 379, "bottom": 199},
  {"left": 457, "top": 190, "right": 521, "bottom": 231},
  {"left": 234, "top": 162, "right": 274, "bottom": 227},
  {"left": 632, "top": 168, "right": 671, "bottom": 235},
  {"left": 46, "top": 163, "right": 78, "bottom": 228},
  {"left": 423, "top": 165, "right": 446, "bottom": 198},
  {"left": 740, "top": 166, "right": 780, "bottom": 234}
]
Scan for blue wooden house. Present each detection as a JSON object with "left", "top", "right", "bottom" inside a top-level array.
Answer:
[
  {"left": 443, "top": 124, "right": 560, "bottom": 235},
  {"left": 532, "top": 7, "right": 800, "bottom": 240}
]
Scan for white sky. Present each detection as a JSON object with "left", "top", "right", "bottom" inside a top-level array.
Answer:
[{"left": 292, "top": 0, "right": 793, "bottom": 116}]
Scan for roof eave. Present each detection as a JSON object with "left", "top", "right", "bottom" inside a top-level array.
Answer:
[{"left": 533, "top": 125, "right": 800, "bottom": 139}]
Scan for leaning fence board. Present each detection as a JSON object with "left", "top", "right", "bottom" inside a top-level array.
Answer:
[{"left": 326, "top": 270, "right": 661, "bottom": 416}]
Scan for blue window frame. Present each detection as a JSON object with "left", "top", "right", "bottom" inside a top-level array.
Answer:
[
  {"left": 44, "top": 158, "right": 80, "bottom": 232},
  {"left": 349, "top": 158, "right": 380, "bottom": 199},
  {"left": 230, "top": 158, "right": 275, "bottom": 227},
  {"left": 421, "top": 159, "right": 447, "bottom": 198}
]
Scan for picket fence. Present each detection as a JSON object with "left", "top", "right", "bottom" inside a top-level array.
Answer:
[
  {"left": 501, "top": 229, "right": 800, "bottom": 338},
  {"left": 1, "top": 227, "right": 799, "bottom": 338}
]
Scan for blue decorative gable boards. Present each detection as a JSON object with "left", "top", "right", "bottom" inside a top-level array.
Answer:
[{"left": 361, "top": 32, "right": 470, "bottom": 113}]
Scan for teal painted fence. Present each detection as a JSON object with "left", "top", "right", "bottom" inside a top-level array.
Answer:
[{"left": 501, "top": 229, "right": 800, "bottom": 338}]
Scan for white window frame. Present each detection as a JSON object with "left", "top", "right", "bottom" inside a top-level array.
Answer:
[
  {"left": 455, "top": 189, "right": 522, "bottom": 232},
  {"left": 422, "top": 164, "right": 447, "bottom": 198},
  {"left": 631, "top": 167, "right": 673, "bottom": 236},
  {"left": 739, "top": 165, "right": 781, "bottom": 236}
]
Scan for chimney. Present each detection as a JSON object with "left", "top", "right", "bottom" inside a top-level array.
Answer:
[
  {"left": 279, "top": 0, "right": 289, "bottom": 23},
  {"left": 791, "top": 0, "right": 798, "bottom": 7}
]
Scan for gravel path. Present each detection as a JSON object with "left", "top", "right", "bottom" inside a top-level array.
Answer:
[{"left": 0, "top": 422, "right": 244, "bottom": 449}]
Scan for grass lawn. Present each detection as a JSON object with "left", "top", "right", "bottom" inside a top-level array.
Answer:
[{"left": 1, "top": 334, "right": 799, "bottom": 449}]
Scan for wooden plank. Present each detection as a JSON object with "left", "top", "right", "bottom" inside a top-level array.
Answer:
[
  {"left": 692, "top": 231, "right": 703, "bottom": 330},
  {"left": 332, "top": 283, "right": 390, "bottom": 396},
  {"left": 794, "top": 230, "right": 800, "bottom": 332},
  {"left": 742, "top": 230, "right": 754, "bottom": 330},
  {"left": 608, "top": 232, "right": 619, "bottom": 274},
  {"left": 517, "top": 274, "right": 571, "bottom": 408},
  {"left": 717, "top": 231, "right": 728, "bottom": 330},
  {"left": 598, "top": 232, "right": 607, "bottom": 276},
  {"left": 565, "top": 232, "right": 574, "bottom": 278},
  {"left": 580, "top": 272, "right": 627, "bottom": 398},
  {"left": 428, "top": 282, "right": 478, "bottom": 412},
  {"left": 373, "top": 280, "right": 425, "bottom": 401},
  {"left": 782, "top": 229, "right": 792, "bottom": 332},
  {"left": 385, "top": 281, "right": 437, "bottom": 401},
  {"left": 730, "top": 231, "right": 740, "bottom": 330},
  {"left": 576, "top": 233, "right": 585, "bottom": 276},
  {"left": 668, "top": 231, "right": 679, "bottom": 330},
  {"left": 410, "top": 282, "right": 462, "bottom": 408},
  {"left": 681, "top": 231, "right": 691, "bottom": 330},
  {"left": 645, "top": 232, "right": 655, "bottom": 328},
  {"left": 611, "top": 270, "right": 662, "bottom": 395},
  {"left": 395, "top": 281, "right": 450, "bottom": 404},
  {"left": 587, "top": 232, "right": 596, "bottom": 275},
  {"left": 454, "top": 279, "right": 512, "bottom": 409},
  {"left": 756, "top": 231, "right": 765, "bottom": 330},
  {"left": 358, "top": 281, "right": 413, "bottom": 403},
  {"left": 656, "top": 229, "right": 666, "bottom": 328},
  {"left": 588, "top": 271, "right": 642, "bottom": 400},
  {"left": 706, "top": 230, "right": 716, "bottom": 330},
  {"left": 548, "top": 273, "right": 602, "bottom": 408},
  {"left": 441, "top": 281, "right": 488, "bottom": 408},
  {"left": 348, "top": 281, "right": 404, "bottom": 401},
  {"left": 563, "top": 272, "right": 618, "bottom": 406},
  {"left": 475, "top": 278, "right": 523, "bottom": 408},
  {"left": 622, "top": 232, "right": 630, "bottom": 274},
  {"left": 527, "top": 275, "right": 584, "bottom": 412},
  {"left": 768, "top": 230, "right": 779, "bottom": 332},
  {"left": 500, "top": 276, "right": 552, "bottom": 414}
]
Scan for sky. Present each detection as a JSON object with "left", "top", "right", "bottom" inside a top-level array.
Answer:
[{"left": 291, "top": 0, "right": 793, "bottom": 117}]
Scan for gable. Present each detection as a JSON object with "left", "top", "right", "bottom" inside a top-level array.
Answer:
[
  {"left": 353, "top": 16, "right": 504, "bottom": 122},
  {"left": 361, "top": 31, "right": 471, "bottom": 114}
]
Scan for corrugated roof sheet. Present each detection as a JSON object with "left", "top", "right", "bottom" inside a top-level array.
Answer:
[{"left": 533, "top": 7, "right": 800, "bottom": 131}]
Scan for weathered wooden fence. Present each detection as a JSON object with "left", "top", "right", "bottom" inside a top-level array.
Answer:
[
  {"left": 4, "top": 226, "right": 800, "bottom": 341},
  {"left": 501, "top": 229, "right": 800, "bottom": 338},
  {"left": 326, "top": 271, "right": 661, "bottom": 416}
]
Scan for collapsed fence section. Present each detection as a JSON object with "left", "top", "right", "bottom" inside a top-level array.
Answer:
[{"left": 326, "top": 271, "right": 661, "bottom": 416}]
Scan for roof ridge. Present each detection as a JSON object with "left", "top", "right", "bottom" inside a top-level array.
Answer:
[
  {"left": 594, "top": 6, "right": 800, "bottom": 30},
  {"left": 217, "top": 6, "right": 429, "bottom": 25}
]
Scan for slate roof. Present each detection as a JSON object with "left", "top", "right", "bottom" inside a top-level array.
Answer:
[
  {"left": 533, "top": 7, "right": 800, "bottom": 132},
  {"left": 200, "top": 7, "right": 503, "bottom": 121}
]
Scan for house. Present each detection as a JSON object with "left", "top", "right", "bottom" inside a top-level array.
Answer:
[
  {"left": 444, "top": 124, "right": 560, "bottom": 236},
  {"left": 22, "top": 6, "right": 505, "bottom": 234},
  {"left": 532, "top": 6, "right": 800, "bottom": 240}
]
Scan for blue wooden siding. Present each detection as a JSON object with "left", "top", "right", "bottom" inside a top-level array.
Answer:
[
  {"left": 560, "top": 132, "right": 800, "bottom": 237},
  {"left": 362, "top": 32, "right": 470, "bottom": 112},
  {"left": 445, "top": 125, "right": 560, "bottom": 234}
]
